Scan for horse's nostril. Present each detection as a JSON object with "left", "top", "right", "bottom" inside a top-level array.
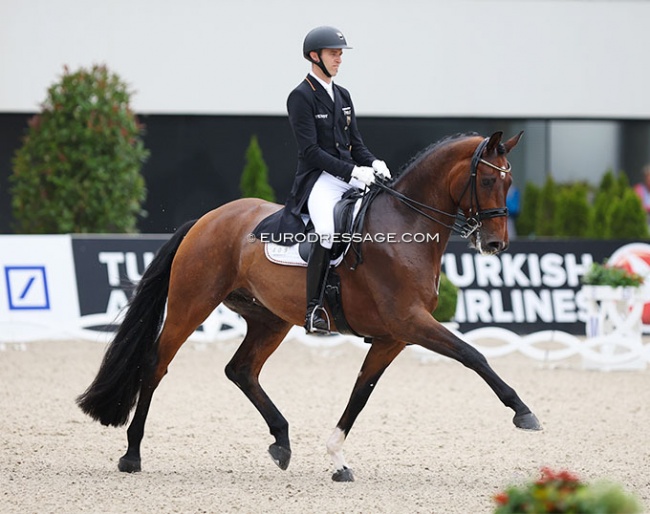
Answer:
[{"left": 488, "top": 241, "right": 508, "bottom": 253}]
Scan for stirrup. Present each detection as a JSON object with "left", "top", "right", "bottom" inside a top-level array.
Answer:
[{"left": 305, "top": 305, "right": 331, "bottom": 334}]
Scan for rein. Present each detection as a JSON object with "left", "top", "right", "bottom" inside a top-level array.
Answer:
[{"left": 375, "top": 137, "right": 511, "bottom": 239}]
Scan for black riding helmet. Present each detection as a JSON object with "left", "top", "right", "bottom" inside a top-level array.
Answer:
[{"left": 303, "top": 26, "right": 352, "bottom": 78}]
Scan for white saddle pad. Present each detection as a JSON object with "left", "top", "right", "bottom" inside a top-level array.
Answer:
[
  {"left": 264, "top": 243, "right": 346, "bottom": 267},
  {"left": 264, "top": 198, "right": 362, "bottom": 267}
]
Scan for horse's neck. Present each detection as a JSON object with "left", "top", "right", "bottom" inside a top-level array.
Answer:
[
  {"left": 365, "top": 182, "right": 451, "bottom": 288},
  {"left": 393, "top": 154, "right": 458, "bottom": 222},
  {"left": 366, "top": 158, "right": 456, "bottom": 259}
]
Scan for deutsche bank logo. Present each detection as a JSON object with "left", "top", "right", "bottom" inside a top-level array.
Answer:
[{"left": 4, "top": 266, "right": 51, "bottom": 310}]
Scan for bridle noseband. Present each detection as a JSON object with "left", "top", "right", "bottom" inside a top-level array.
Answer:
[{"left": 374, "top": 137, "right": 511, "bottom": 238}]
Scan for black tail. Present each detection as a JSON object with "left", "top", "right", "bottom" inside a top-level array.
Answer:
[{"left": 76, "top": 219, "right": 198, "bottom": 427}]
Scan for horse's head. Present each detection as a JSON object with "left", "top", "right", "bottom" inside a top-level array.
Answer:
[{"left": 451, "top": 131, "right": 523, "bottom": 255}]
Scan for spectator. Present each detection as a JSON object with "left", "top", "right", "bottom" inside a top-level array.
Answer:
[
  {"left": 506, "top": 183, "right": 521, "bottom": 238},
  {"left": 633, "top": 164, "right": 650, "bottom": 225}
]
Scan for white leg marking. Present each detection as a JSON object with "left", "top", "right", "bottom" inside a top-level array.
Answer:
[{"left": 326, "top": 427, "right": 348, "bottom": 470}]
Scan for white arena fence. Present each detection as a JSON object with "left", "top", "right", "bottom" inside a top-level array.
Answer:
[{"left": 2, "top": 304, "right": 649, "bottom": 372}]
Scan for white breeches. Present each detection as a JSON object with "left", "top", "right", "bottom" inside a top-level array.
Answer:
[{"left": 308, "top": 171, "right": 366, "bottom": 249}]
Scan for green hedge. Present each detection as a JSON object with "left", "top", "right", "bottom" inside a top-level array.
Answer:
[{"left": 516, "top": 171, "right": 649, "bottom": 239}]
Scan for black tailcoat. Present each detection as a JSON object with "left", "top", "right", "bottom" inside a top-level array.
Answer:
[{"left": 253, "top": 75, "right": 377, "bottom": 243}]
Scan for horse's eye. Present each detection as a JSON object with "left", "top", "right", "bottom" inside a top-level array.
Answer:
[{"left": 481, "top": 177, "right": 496, "bottom": 187}]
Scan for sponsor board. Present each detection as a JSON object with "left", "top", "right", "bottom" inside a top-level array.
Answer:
[
  {"left": 443, "top": 239, "right": 646, "bottom": 334},
  {"left": 69, "top": 235, "right": 238, "bottom": 343},
  {"left": 0, "top": 235, "right": 80, "bottom": 341},
  {"left": 71, "top": 236, "right": 642, "bottom": 335},
  {"left": 71, "top": 235, "right": 166, "bottom": 319}
]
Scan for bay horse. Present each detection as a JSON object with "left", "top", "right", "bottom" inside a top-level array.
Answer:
[{"left": 77, "top": 131, "right": 541, "bottom": 482}]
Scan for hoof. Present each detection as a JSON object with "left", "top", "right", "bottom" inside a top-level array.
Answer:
[
  {"left": 117, "top": 456, "right": 141, "bottom": 473},
  {"left": 332, "top": 466, "right": 355, "bottom": 482},
  {"left": 268, "top": 443, "right": 291, "bottom": 470},
  {"left": 513, "top": 412, "right": 542, "bottom": 431}
]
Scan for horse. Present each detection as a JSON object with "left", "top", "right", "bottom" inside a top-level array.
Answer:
[{"left": 77, "top": 131, "right": 541, "bottom": 482}]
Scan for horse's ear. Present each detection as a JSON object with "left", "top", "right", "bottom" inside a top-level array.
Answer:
[
  {"left": 485, "top": 131, "right": 503, "bottom": 154},
  {"left": 503, "top": 131, "right": 524, "bottom": 154}
]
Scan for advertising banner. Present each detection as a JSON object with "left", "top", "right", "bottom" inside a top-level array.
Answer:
[
  {"left": 443, "top": 239, "right": 646, "bottom": 334},
  {"left": 0, "top": 235, "right": 79, "bottom": 341},
  {"left": 71, "top": 235, "right": 166, "bottom": 320},
  {"left": 70, "top": 234, "right": 240, "bottom": 343}
]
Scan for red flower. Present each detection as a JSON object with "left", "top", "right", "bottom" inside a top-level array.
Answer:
[
  {"left": 557, "top": 469, "right": 580, "bottom": 483},
  {"left": 538, "top": 466, "right": 580, "bottom": 485},
  {"left": 493, "top": 492, "right": 509, "bottom": 505}
]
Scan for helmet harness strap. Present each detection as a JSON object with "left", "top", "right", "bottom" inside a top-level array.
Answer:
[{"left": 312, "top": 50, "right": 332, "bottom": 78}]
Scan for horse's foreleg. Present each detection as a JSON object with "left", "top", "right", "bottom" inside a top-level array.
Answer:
[
  {"left": 405, "top": 314, "right": 542, "bottom": 431},
  {"left": 224, "top": 313, "right": 292, "bottom": 470},
  {"left": 327, "top": 339, "right": 406, "bottom": 482}
]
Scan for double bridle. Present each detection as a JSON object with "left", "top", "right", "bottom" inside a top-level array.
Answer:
[{"left": 374, "top": 137, "right": 512, "bottom": 238}]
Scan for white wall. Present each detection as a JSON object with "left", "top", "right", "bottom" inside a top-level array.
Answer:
[{"left": 1, "top": 0, "right": 649, "bottom": 118}]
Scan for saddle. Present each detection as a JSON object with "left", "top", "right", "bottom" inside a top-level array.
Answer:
[{"left": 264, "top": 187, "right": 371, "bottom": 268}]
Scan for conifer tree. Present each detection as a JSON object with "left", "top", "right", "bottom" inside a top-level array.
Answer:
[
  {"left": 535, "top": 176, "right": 558, "bottom": 236},
  {"left": 588, "top": 170, "right": 618, "bottom": 238},
  {"left": 553, "top": 183, "right": 591, "bottom": 238},
  {"left": 240, "top": 135, "right": 276, "bottom": 202},
  {"left": 616, "top": 171, "right": 630, "bottom": 192},
  {"left": 606, "top": 188, "right": 649, "bottom": 239},
  {"left": 588, "top": 192, "right": 610, "bottom": 239},
  {"left": 598, "top": 170, "right": 618, "bottom": 195},
  {"left": 516, "top": 182, "right": 540, "bottom": 237}
]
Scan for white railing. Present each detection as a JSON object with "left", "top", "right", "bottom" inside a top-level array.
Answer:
[{"left": 2, "top": 304, "right": 648, "bottom": 371}]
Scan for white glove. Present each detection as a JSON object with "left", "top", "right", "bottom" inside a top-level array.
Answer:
[
  {"left": 351, "top": 166, "right": 376, "bottom": 187},
  {"left": 372, "top": 159, "right": 392, "bottom": 179}
]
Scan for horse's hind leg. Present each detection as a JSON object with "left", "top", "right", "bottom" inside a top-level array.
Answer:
[
  {"left": 327, "top": 338, "right": 406, "bottom": 482},
  {"left": 118, "top": 298, "right": 220, "bottom": 472},
  {"left": 223, "top": 293, "right": 293, "bottom": 470},
  {"left": 118, "top": 366, "right": 161, "bottom": 472}
]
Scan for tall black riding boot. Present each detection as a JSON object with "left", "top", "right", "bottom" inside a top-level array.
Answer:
[{"left": 305, "top": 242, "right": 332, "bottom": 333}]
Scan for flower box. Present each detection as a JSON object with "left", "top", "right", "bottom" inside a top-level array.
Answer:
[{"left": 579, "top": 284, "right": 646, "bottom": 371}]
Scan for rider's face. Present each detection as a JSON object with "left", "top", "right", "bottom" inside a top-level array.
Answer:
[{"left": 311, "top": 48, "right": 343, "bottom": 79}]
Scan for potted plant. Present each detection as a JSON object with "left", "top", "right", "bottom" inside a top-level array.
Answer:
[
  {"left": 582, "top": 261, "right": 644, "bottom": 288},
  {"left": 580, "top": 261, "right": 646, "bottom": 370},
  {"left": 581, "top": 260, "right": 644, "bottom": 309},
  {"left": 433, "top": 272, "right": 459, "bottom": 324},
  {"left": 493, "top": 467, "right": 641, "bottom": 513}
]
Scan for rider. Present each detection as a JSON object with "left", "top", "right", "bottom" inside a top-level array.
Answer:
[{"left": 286, "top": 26, "right": 392, "bottom": 333}]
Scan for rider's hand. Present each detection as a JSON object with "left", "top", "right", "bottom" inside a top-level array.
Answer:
[
  {"left": 372, "top": 159, "right": 392, "bottom": 180},
  {"left": 351, "top": 166, "right": 376, "bottom": 187}
]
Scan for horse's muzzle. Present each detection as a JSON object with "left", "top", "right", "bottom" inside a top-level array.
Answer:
[{"left": 471, "top": 232, "right": 509, "bottom": 255}]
